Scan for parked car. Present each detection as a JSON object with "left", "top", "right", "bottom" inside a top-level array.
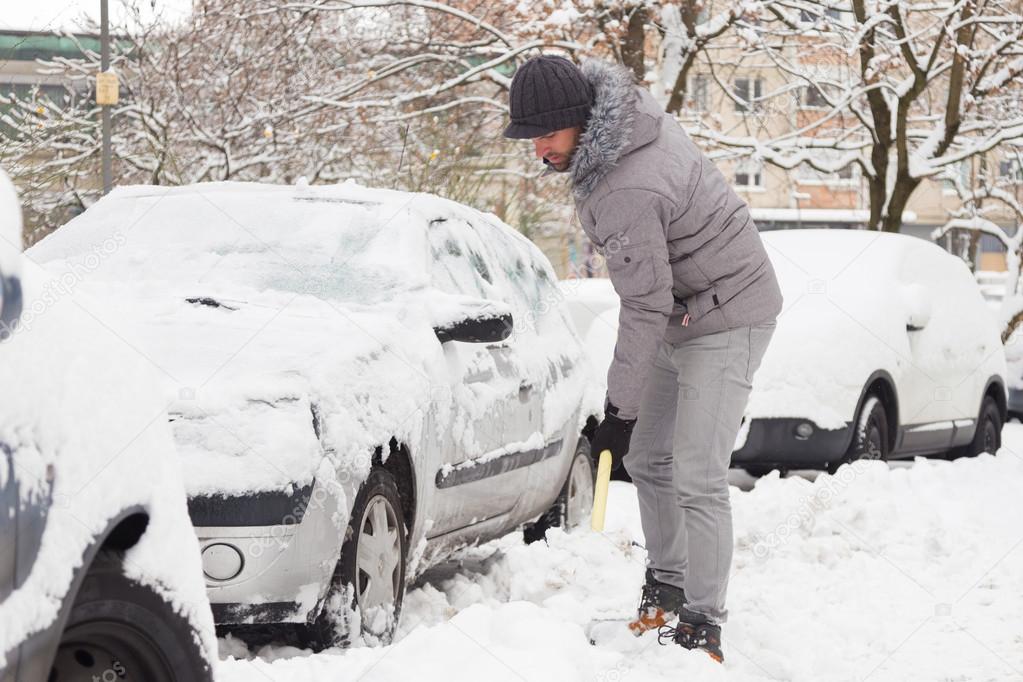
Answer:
[
  {"left": 559, "top": 229, "right": 1007, "bottom": 476},
  {"left": 734, "top": 228, "right": 1006, "bottom": 474},
  {"left": 0, "top": 172, "right": 216, "bottom": 681},
  {"left": 29, "top": 180, "right": 601, "bottom": 649}
]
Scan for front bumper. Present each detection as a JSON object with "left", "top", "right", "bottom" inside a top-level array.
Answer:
[
  {"left": 730, "top": 418, "right": 852, "bottom": 469},
  {"left": 189, "top": 478, "right": 351, "bottom": 625}
]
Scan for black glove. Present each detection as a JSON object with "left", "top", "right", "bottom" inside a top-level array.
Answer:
[{"left": 591, "top": 406, "right": 637, "bottom": 471}]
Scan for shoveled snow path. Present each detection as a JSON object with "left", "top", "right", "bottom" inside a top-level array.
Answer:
[{"left": 217, "top": 425, "right": 1023, "bottom": 681}]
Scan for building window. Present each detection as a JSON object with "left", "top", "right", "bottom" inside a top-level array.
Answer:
[
  {"left": 941, "top": 160, "right": 971, "bottom": 192},
  {"left": 803, "top": 84, "right": 828, "bottom": 109},
  {"left": 797, "top": 150, "right": 857, "bottom": 184},
  {"left": 735, "top": 158, "right": 764, "bottom": 188},
  {"left": 688, "top": 75, "right": 708, "bottom": 112},
  {"left": 1000, "top": 159, "right": 1023, "bottom": 183},
  {"left": 734, "top": 77, "right": 762, "bottom": 112},
  {"left": 800, "top": 7, "right": 843, "bottom": 23}
]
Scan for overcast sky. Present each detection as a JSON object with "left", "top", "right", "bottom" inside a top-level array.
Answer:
[{"left": 1, "top": 1, "right": 193, "bottom": 32}]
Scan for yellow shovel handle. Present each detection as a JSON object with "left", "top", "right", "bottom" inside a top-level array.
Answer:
[{"left": 591, "top": 449, "right": 612, "bottom": 532}]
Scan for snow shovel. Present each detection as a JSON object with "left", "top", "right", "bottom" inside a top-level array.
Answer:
[{"left": 590, "top": 449, "right": 612, "bottom": 531}]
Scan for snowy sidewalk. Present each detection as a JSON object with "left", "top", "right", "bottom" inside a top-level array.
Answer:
[{"left": 217, "top": 425, "right": 1023, "bottom": 681}]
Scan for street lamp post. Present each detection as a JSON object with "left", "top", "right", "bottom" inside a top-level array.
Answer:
[{"left": 100, "top": 0, "right": 111, "bottom": 194}]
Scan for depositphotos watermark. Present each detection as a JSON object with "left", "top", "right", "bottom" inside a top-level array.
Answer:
[{"left": 0, "top": 231, "right": 126, "bottom": 339}]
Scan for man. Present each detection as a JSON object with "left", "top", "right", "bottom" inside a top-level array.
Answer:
[{"left": 503, "top": 55, "right": 783, "bottom": 663}]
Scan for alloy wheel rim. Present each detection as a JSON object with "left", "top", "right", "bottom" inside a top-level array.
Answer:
[
  {"left": 566, "top": 454, "right": 594, "bottom": 527},
  {"left": 355, "top": 495, "right": 401, "bottom": 618}
]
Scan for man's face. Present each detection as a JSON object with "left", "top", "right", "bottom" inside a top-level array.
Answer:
[{"left": 532, "top": 126, "right": 581, "bottom": 172}]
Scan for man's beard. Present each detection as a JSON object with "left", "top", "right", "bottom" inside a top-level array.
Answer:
[{"left": 542, "top": 155, "right": 571, "bottom": 173}]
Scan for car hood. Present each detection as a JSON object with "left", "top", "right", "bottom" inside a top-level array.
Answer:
[{"left": 68, "top": 282, "right": 450, "bottom": 497}]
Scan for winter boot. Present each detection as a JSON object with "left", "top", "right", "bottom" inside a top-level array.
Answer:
[
  {"left": 657, "top": 607, "right": 724, "bottom": 663},
  {"left": 628, "top": 569, "right": 686, "bottom": 636}
]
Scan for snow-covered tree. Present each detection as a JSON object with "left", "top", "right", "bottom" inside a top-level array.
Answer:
[
  {"left": 933, "top": 141, "right": 1023, "bottom": 346},
  {"left": 688, "top": 0, "right": 1023, "bottom": 232}
]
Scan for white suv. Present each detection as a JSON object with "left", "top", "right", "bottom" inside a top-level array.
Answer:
[{"left": 0, "top": 172, "right": 216, "bottom": 681}]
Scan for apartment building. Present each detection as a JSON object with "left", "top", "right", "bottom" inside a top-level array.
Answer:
[
  {"left": 0, "top": 29, "right": 97, "bottom": 118},
  {"left": 667, "top": 8, "right": 1021, "bottom": 272}
]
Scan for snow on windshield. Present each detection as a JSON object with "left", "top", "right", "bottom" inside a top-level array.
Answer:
[{"left": 30, "top": 181, "right": 431, "bottom": 303}]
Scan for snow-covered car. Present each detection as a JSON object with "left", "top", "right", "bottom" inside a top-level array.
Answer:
[
  {"left": 0, "top": 173, "right": 216, "bottom": 680},
  {"left": 741, "top": 229, "right": 1007, "bottom": 473},
  {"left": 28, "top": 180, "right": 600, "bottom": 649},
  {"left": 560, "top": 229, "right": 1007, "bottom": 475}
]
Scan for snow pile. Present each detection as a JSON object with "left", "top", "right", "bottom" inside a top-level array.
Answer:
[{"left": 216, "top": 437, "right": 1023, "bottom": 680}]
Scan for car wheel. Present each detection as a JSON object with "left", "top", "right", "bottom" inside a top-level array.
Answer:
[
  {"left": 958, "top": 395, "right": 1002, "bottom": 458},
  {"left": 51, "top": 551, "right": 212, "bottom": 682},
  {"left": 829, "top": 394, "right": 888, "bottom": 474},
  {"left": 743, "top": 465, "right": 785, "bottom": 478},
  {"left": 308, "top": 468, "right": 407, "bottom": 650},
  {"left": 523, "top": 437, "right": 595, "bottom": 544}
]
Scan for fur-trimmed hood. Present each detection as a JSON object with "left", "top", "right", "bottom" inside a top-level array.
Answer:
[{"left": 566, "top": 59, "right": 661, "bottom": 201}]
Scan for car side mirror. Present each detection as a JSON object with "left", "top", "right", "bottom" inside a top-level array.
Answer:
[
  {"left": 434, "top": 312, "right": 513, "bottom": 344},
  {"left": 431, "top": 295, "right": 514, "bottom": 344}
]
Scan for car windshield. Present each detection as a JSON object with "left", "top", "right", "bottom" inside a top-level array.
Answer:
[{"left": 32, "top": 184, "right": 431, "bottom": 304}]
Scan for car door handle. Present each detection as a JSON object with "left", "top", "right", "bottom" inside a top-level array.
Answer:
[{"left": 519, "top": 382, "right": 532, "bottom": 395}]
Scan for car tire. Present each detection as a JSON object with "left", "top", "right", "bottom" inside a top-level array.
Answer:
[
  {"left": 829, "top": 394, "right": 889, "bottom": 474},
  {"left": 307, "top": 468, "right": 408, "bottom": 650},
  {"left": 743, "top": 465, "right": 784, "bottom": 478},
  {"left": 51, "top": 550, "right": 212, "bottom": 682},
  {"left": 523, "top": 437, "right": 595, "bottom": 544},
  {"left": 954, "top": 395, "right": 1002, "bottom": 458}
]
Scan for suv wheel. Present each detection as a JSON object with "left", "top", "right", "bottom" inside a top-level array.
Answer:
[
  {"left": 51, "top": 551, "right": 212, "bottom": 682},
  {"left": 829, "top": 394, "right": 888, "bottom": 474},
  {"left": 953, "top": 395, "right": 1002, "bottom": 458}
]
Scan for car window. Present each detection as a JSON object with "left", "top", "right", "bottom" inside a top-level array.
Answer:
[
  {"left": 426, "top": 211, "right": 568, "bottom": 339},
  {"left": 427, "top": 217, "right": 491, "bottom": 298},
  {"left": 469, "top": 216, "right": 568, "bottom": 334}
]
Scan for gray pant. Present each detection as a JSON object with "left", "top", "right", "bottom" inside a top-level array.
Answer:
[{"left": 624, "top": 320, "right": 776, "bottom": 624}]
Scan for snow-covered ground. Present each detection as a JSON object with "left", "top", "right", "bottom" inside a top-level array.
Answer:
[{"left": 216, "top": 425, "right": 1023, "bottom": 681}]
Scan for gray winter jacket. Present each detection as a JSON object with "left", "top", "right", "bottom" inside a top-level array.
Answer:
[{"left": 561, "top": 59, "right": 784, "bottom": 420}]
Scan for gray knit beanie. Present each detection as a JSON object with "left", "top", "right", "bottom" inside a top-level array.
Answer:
[{"left": 503, "top": 55, "right": 594, "bottom": 139}]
